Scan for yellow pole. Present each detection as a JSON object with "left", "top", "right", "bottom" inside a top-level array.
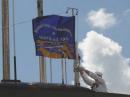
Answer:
[
  {"left": 2, "top": 0, "right": 10, "bottom": 80},
  {"left": 37, "top": 0, "right": 46, "bottom": 83}
]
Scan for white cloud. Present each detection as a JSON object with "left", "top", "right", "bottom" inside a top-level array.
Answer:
[
  {"left": 78, "top": 31, "right": 130, "bottom": 94},
  {"left": 87, "top": 8, "right": 117, "bottom": 29}
]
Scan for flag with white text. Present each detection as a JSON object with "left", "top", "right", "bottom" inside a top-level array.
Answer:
[{"left": 32, "top": 15, "right": 76, "bottom": 59}]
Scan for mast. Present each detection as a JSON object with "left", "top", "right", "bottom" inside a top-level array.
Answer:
[
  {"left": 37, "top": 0, "right": 46, "bottom": 83},
  {"left": 66, "top": 8, "right": 80, "bottom": 86},
  {"left": 2, "top": 0, "right": 10, "bottom": 80},
  {"left": 12, "top": 0, "right": 17, "bottom": 81}
]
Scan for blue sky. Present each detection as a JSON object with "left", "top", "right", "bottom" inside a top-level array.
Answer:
[{"left": 0, "top": 0, "right": 130, "bottom": 94}]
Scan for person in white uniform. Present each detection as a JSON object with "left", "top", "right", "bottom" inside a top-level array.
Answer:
[{"left": 77, "top": 66, "right": 107, "bottom": 92}]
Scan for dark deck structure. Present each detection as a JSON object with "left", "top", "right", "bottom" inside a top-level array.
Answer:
[{"left": 0, "top": 82, "right": 129, "bottom": 97}]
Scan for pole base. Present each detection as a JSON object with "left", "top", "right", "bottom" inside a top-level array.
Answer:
[
  {"left": 75, "top": 82, "right": 80, "bottom": 86},
  {"left": 1, "top": 80, "right": 21, "bottom": 84}
]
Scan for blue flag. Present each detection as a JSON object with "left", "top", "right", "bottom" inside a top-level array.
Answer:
[{"left": 32, "top": 15, "right": 76, "bottom": 59}]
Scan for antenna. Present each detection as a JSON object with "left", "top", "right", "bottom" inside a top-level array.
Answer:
[{"left": 66, "top": 7, "right": 78, "bottom": 16}]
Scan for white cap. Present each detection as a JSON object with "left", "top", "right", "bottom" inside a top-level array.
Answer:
[{"left": 95, "top": 71, "right": 103, "bottom": 77}]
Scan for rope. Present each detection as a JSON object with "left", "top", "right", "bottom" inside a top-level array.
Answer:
[
  {"left": 14, "top": 19, "right": 32, "bottom": 25},
  {"left": 44, "top": 57, "right": 47, "bottom": 83},
  {"left": 50, "top": 58, "right": 52, "bottom": 83},
  {"left": 61, "top": 58, "right": 64, "bottom": 84},
  {"left": 65, "top": 58, "right": 67, "bottom": 84},
  {"left": 0, "top": 19, "right": 32, "bottom": 30}
]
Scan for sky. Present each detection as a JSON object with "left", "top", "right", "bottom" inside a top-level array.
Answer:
[{"left": 0, "top": 0, "right": 130, "bottom": 95}]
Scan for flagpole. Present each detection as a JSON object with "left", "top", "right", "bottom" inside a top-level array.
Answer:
[
  {"left": 2, "top": 0, "right": 10, "bottom": 81},
  {"left": 37, "top": 0, "right": 46, "bottom": 83},
  {"left": 66, "top": 7, "right": 80, "bottom": 86}
]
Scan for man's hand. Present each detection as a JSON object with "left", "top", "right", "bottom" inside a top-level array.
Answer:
[
  {"left": 75, "top": 66, "right": 85, "bottom": 72},
  {"left": 75, "top": 66, "right": 90, "bottom": 75},
  {"left": 79, "top": 66, "right": 85, "bottom": 71},
  {"left": 78, "top": 66, "right": 89, "bottom": 74}
]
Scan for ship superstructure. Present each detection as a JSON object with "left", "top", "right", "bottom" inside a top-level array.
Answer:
[{"left": 0, "top": 0, "right": 130, "bottom": 97}]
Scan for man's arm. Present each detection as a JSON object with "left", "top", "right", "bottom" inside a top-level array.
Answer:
[
  {"left": 80, "top": 71, "right": 95, "bottom": 86},
  {"left": 87, "top": 71, "right": 99, "bottom": 80},
  {"left": 77, "top": 66, "right": 99, "bottom": 80}
]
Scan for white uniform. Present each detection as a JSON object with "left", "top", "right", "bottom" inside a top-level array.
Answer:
[{"left": 81, "top": 71, "right": 107, "bottom": 92}]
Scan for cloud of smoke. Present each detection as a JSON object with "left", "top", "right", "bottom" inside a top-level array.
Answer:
[{"left": 78, "top": 31, "right": 130, "bottom": 94}]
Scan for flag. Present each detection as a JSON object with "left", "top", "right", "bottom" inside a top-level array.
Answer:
[{"left": 32, "top": 15, "right": 76, "bottom": 59}]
